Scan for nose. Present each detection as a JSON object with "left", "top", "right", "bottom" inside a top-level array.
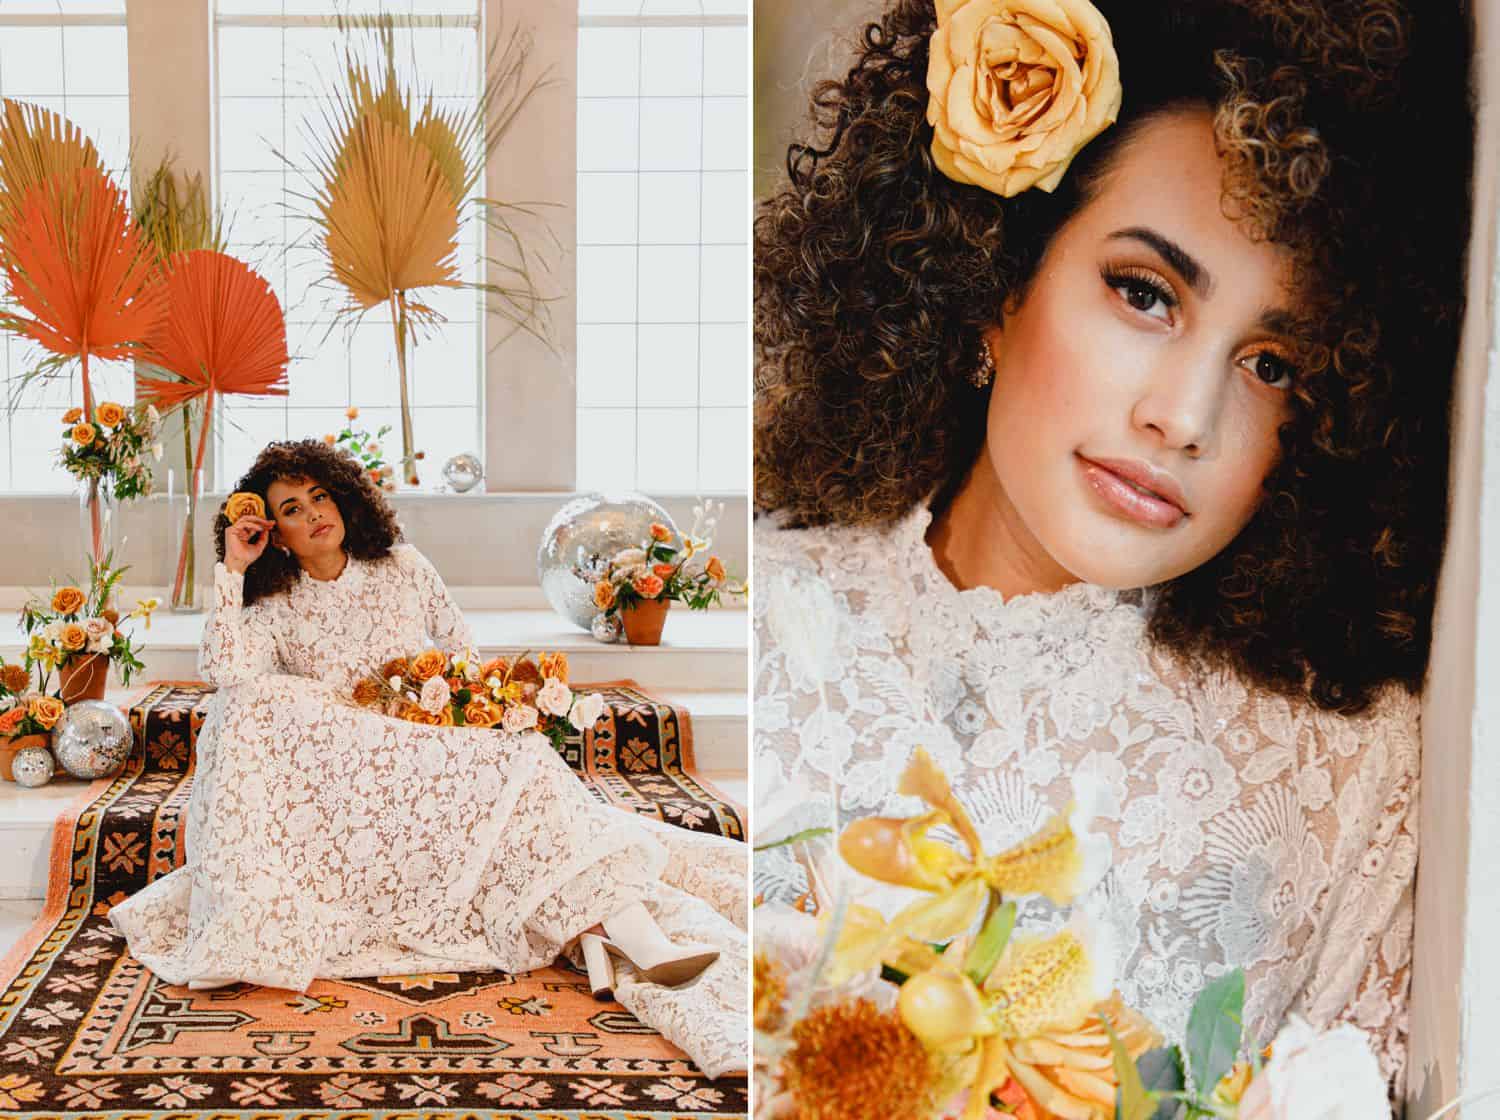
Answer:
[{"left": 1129, "top": 345, "right": 1227, "bottom": 458}]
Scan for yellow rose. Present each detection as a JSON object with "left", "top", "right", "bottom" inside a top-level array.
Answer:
[
  {"left": 28, "top": 696, "right": 65, "bottom": 730},
  {"left": 62, "top": 406, "right": 83, "bottom": 424},
  {"left": 463, "top": 699, "right": 500, "bottom": 727},
  {"left": 926, "top": 0, "right": 1122, "bottom": 197},
  {"left": 224, "top": 491, "right": 266, "bottom": 524},
  {"left": 593, "top": 580, "right": 616, "bottom": 611},
  {"left": 95, "top": 401, "right": 126, "bottom": 427},
  {"left": 60, "top": 624, "right": 88, "bottom": 652},
  {"left": 409, "top": 648, "right": 447, "bottom": 682},
  {"left": 538, "top": 651, "right": 569, "bottom": 683},
  {"left": 72, "top": 422, "right": 97, "bottom": 446},
  {"left": 51, "top": 586, "right": 86, "bottom": 615}
]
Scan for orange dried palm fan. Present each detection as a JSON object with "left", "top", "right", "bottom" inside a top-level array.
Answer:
[{"left": 136, "top": 250, "right": 290, "bottom": 604}]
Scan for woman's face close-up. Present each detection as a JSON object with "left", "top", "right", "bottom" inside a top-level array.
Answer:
[
  {"left": 981, "top": 106, "right": 1301, "bottom": 591},
  {"left": 265, "top": 476, "right": 347, "bottom": 562}
]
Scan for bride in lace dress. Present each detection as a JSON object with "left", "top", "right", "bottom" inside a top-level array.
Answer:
[
  {"left": 752, "top": 0, "right": 1470, "bottom": 1102},
  {"left": 108, "top": 439, "right": 746, "bottom": 1078}
]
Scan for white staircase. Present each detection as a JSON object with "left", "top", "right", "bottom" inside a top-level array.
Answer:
[{"left": 0, "top": 605, "right": 748, "bottom": 909}]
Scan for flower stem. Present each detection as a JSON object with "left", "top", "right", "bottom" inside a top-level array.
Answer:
[
  {"left": 390, "top": 290, "right": 418, "bottom": 486},
  {"left": 170, "top": 392, "right": 213, "bottom": 606}
]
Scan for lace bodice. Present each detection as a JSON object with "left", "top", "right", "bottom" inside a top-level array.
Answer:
[
  {"left": 200, "top": 544, "right": 473, "bottom": 689},
  {"left": 752, "top": 502, "right": 1419, "bottom": 1092}
]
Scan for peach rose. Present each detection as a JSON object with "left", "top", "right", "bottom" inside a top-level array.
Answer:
[
  {"left": 593, "top": 580, "right": 616, "bottom": 611},
  {"left": 71, "top": 422, "right": 97, "bottom": 446},
  {"left": 632, "top": 573, "right": 665, "bottom": 600},
  {"left": 59, "top": 624, "right": 88, "bottom": 652},
  {"left": 95, "top": 401, "right": 126, "bottom": 427},
  {"left": 463, "top": 699, "right": 500, "bottom": 727},
  {"left": 0, "top": 706, "right": 26, "bottom": 736},
  {"left": 62, "top": 406, "right": 83, "bottom": 425},
  {"left": 649, "top": 522, "right": 671, "bottom": 542},
  {"left": 224, "top": 491, "right": 266, "bottom": 524},
  {"left": 51, "top": 586, "right": 86, "bottom": 615},
  {"left": 409, "top": 648, "right": 447, "bottom": 682},
  {"left": 352, "top": 678, "right": 383, "bottom": 706},
  {"left": 652, "top": 563, "right": 676, "bottom": 580},
  {"left": 926, "top": 0, "right": 1122, "bottom": 197},
  {"left": 29, "top": 696, "right": 64, "bottom": 730},
  {"left": 1, "top": 664, "right": 29, "bottom": 693},
  {"left": 538, "top": 651, "right": 569, "bottom": 683},
  {"left": 705, "top": 555, "right": 726, "bottom": 583}
]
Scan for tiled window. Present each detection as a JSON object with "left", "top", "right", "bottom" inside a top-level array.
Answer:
[
  {"left": 214, "top": 0, "right": 483, "bottom": 487},
  {"left": 575, "top": 0, "right": 748, "bottom": 494},
  {"left": 0, "top": 1, "right": 130, "bottom": 492}
]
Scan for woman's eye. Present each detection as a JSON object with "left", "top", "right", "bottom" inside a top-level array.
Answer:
[
  {"left": 1244, "top": 350, "right": 1296, "bottom": 389},
  {"left": 1103, "top": 268, "right": 1175, "bottom": 321}
]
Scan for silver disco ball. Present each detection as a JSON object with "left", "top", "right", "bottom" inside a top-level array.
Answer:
[
  {"left": 591, "top": 612, "right": 623, "bottom": 643},
  {"left": 538, "top": 493, "right": 676, "bottom": 631},
  {"left": 442, "top": 452, "right": 484, "bottom": 493},
  {"left": 52, "top": 701, "right": 133, "bottom": 780},
  {"left": 12, "top": 746, "right": 55, "bottom": 787}
]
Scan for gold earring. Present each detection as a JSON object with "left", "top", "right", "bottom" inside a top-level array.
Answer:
[{"left": 971, "top": 337, "right": 996, "bottom": 388}]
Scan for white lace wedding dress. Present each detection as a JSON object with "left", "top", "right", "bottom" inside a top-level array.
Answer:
[
  {"left": 108, "top": 543, "right": 747, "bottom": 1079},
  {"left": 753, "top": 503, "right": 1419, "bottom": 1092}
]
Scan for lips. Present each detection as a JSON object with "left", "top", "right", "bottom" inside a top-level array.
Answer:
[
  {"left": 1076, "top": 454, "right": 1190, "bottom": 529},
  {"left": 311, "top": 524, "right": 331, "bottom": 538}
]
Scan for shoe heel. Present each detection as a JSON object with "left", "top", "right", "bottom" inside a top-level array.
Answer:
[{"left": 580, "top": 933, "right": 615, "bottom": 1001}]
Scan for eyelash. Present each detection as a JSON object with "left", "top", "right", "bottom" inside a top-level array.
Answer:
[
  {"left": 1100, "top": 264, "right": 1298, "bottom": 389},
  {"left": 283, "top": 493, "right": 328, "bottom": 517}
]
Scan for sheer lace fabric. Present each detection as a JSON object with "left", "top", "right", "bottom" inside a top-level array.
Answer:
[
  {"left": 108, "top": 544, "right": 747, "bottom": 1078},
  {"left": 752, "top": 504, "right": 1418, "bottom": 1093}
]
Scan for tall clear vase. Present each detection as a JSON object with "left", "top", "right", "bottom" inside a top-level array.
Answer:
[
  {"left": 78, "top": 477, "right": 118, "bottom": 570},
  {"left": 167, "top": 467, "right": 205, "bottom": 613}
]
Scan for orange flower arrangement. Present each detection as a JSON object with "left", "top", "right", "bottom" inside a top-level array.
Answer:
[{"left": 51, "top": 586, "right": 85, "bottom": 614}]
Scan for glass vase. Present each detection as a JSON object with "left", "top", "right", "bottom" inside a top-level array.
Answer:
[
  {"left": 78, "top": 476, "right": 118, "bottom": 569},
  {"left": 167, "top": 467, "right": 206, "bottom": 613}
]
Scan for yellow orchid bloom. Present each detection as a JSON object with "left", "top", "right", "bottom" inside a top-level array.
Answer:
[
  {"left": 826, "top": 878, "right": 988, "bottom": 986},
  {"left": 981, "top": 782, "right": 1111, "bottom": 905},
  {"left": 130, "top": 597, "right": 160, "bottom": 630},
  {"left": 898, "top": 964, "right": 996, "bottom": 1052},
  {"left": 983, "top": 911, "right": 1115, "bottom": 1040}
]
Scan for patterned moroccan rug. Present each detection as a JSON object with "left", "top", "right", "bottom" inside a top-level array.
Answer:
[{"left": 0, "top": 681, "right": 747, "bottom": 1119}]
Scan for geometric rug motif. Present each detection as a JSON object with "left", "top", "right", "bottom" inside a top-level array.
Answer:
[{"left": 0, "top": 681, "right": 747, "bottom": 1118}]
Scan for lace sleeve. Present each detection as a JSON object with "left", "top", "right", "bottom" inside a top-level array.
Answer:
[
  {"left": 198, "top": 563, "right": 280, "bottom": 685},
  {"left": 400, "top": 544, "right": 475, "bottom": 654}
]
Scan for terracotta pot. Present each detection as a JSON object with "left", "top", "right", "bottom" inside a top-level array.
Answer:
[
  {"left": 59, "top": 654, "right": 109, "bottom": 703},
  {"left": 620, "top": 597, "right": 671, "bottom": 646},
  {"left": 2, "top": 733, "right": 49, "bottom": 782}
]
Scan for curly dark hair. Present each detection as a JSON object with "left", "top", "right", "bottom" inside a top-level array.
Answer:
[
  {"left": 754, "top": 0, "right": 1474, "bottom": 712},
  {"left": 213, "top": 439, "right": 403, "bottom": 607}
]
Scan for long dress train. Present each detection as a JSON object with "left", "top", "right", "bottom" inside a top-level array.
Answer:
[{"left": 108, "top": 543, "right": 746, "bottom": 1078}]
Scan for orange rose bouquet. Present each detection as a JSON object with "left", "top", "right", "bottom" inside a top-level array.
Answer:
[
  {"left": 593, "top": 500, "right": 746, "bottom": 626},
  {"left": 351, "top": 648, "right": 604, "bottom": 750},
  {"left": 0, "top": 658, "right": 61, "bottom": 741},
  {"left": 19, "top": 553, "right": 155, "bottom": 691},
  {"left": 57, "top": 401, "right": 162, "bottom": 502}
]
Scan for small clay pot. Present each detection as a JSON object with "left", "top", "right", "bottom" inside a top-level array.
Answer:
[
  {"left": 59, "top": 654, "right": 109, "bottom": 703},
  {"left": 620, "top": 597, "right": 671, "bottom": 646},
  {"left": 2, "top": 733, "right": 49, "bottom": 782}
]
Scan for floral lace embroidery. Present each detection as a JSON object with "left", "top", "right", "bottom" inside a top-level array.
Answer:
[
  {"left": 751, "top": 504, "right": 1418, "bottom": 1094},
  {"left": 109, "top": 545, "right": 747, "bottom": 1078}
]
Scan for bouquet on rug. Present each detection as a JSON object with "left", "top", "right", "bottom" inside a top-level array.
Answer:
[
  {"left": 592, "top": 499, "right": 747, "bottom": 618},
  {"left": 351, "top": 648, "right": 606, "bottom": 750},
  {"left": 751, "top": 748, "right": 1392, "bottom": 1120},
  {"left": 19, "top": 554, "right": 155, "bottom": 691}
]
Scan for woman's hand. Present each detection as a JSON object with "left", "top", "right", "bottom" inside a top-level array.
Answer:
[{"left": 224, "top": 516, "right": 276, "bottom": 575}]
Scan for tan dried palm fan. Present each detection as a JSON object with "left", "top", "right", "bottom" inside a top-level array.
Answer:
[
  {"left": 0, "top": 98, "right": 104, "bottom": 236},
  {"left": 296, "top": 14, "right": 554, "bottom": 485}
]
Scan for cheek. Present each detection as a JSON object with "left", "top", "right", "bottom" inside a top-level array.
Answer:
[{"left": 1206, "top": 402, "right": 1286, "bottom": 525}]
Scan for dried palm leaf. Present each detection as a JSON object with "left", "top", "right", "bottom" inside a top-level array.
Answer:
[
  {"left": 0, "top": 99, "right": 103, "bottom": 235},
  {"left": 136, "top": 250, "right": 289, "bottom": 603},
  {"left": 132, "top": 157, "right": 227, "bottom": 264}
]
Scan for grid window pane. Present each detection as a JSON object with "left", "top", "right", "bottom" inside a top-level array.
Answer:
[
  {"left": 0, "top": 11, "right": 129, "bottom": 491},
  {"left": 576, "top": 10, "right": 747, "bottom": 494},
  {"left": 214, "top": 4, "right": 485, "bottom": 487}
]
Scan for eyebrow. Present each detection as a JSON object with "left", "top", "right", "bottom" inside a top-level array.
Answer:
[{"left": 1107, "top": 227, "right": 1213, "bottom": 298}]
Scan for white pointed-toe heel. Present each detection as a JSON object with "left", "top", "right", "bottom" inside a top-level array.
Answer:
[
  {"left": 579, "top": 902, "right": 720, "bottom": 1000},
  {"left": 186, "top": 976, "right": 235, "bottom": 991}
]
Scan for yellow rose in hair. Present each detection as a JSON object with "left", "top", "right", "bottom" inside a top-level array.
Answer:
[
  {"left": 51, "top": 586, "right": 86, "bottom": 615},
  {"left": 95, "top": 401, "right": 126, "bottom": 427},
  {"left": 71, "top": 422, "right": 97, "bottom": 446},
  {"left": 926, "top": 0, "right": 1122, "bottom": 197},
  {"left": 224, "top": 491, "right": 266, "bottom": 523},
  {"left": 29, "top": 696, "right": 65, "bottom": 730}
]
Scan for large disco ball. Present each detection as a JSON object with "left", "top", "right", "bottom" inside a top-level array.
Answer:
[
  {"left": 52, "top": 700, "right": 133, "bottom": 780},
  {"left": 539, "top": 493, "right": 676, "bottom": 630}
]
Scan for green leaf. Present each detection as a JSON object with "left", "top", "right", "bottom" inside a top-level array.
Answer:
[
  {"left": 752, "top": 826, "right": 833, "bottom": 852},
  {"left": 1107, "top": 1018, "right": 1155, "bottom": 1120},
  {"left": 1136, "top": 1047, "right": 1187, "bottom": 1119},
  {"left": 962, "top": 897, "right": 1015, "bottom": 985},
  {"left": 1184, "top": 969, "right": 1244, "bottom": 1097}
]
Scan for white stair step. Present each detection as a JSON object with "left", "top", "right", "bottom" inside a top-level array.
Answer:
[{"left": 0, "top": 606, "right": 748, "bottom": 691}]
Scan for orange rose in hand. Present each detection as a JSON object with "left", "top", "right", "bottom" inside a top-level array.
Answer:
[
  {"left": 51, "top": 586, "right": 86, "bottom": 615},
  {"left": 225, "top": 492, "right": 267, "bottom": 524},
  {"left": 29, "top": 696, "right": 64, "bottom": 730},
  {"left": 409, "top": 649, "right": 447, "bottom": 682}
]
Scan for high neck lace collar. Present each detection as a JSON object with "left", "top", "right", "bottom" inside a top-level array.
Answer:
[
  {"left": 295, "top": 551, "right": 364, "bottom": 593},
  {"left": 894, "top": 499, "right": 1149, "bottom": 636}
]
